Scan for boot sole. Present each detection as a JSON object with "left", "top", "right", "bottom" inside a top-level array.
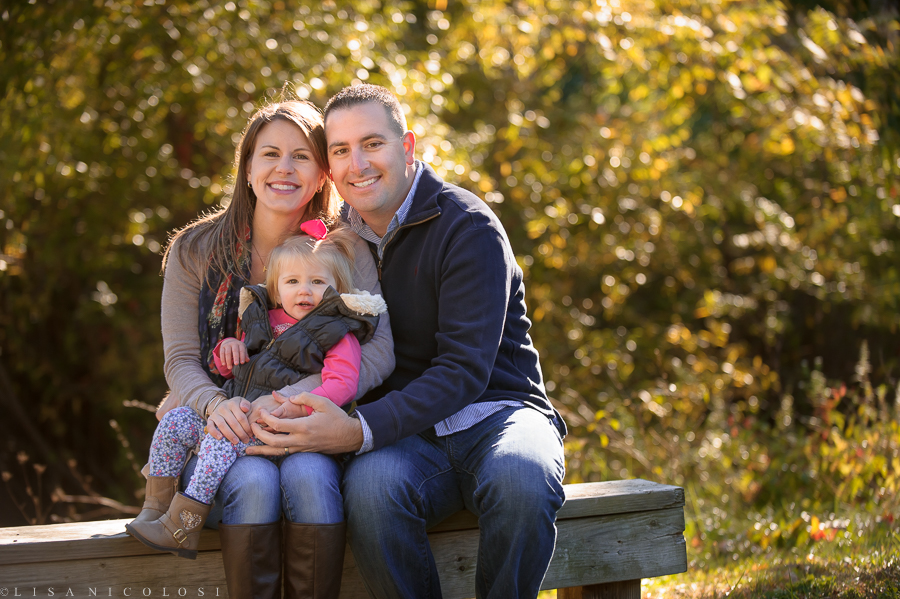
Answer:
[{"left": 124, "top": 523, "right": 198, "bottom": 560}]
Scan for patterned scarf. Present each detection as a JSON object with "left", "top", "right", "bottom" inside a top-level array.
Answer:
[{"left": 197, "top": 237, "right": 250, "bottom": 387}]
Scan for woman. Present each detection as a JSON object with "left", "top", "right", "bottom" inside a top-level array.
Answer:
[{"left": 156, "top": 100, "right": 394, "bottom": 598}]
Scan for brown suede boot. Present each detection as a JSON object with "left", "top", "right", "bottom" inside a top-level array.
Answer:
[
  {"left": 129, "top": 475, "right": 179, "bottom": 524},
  {"left": 283, "top": 521, "right": 347, "bottom": 599},
  {"left": 218, "top": 522, "right": 282, "bottom": 599},
  {"left": 126, "top": 492, "right": 210, "bottom": 559}
]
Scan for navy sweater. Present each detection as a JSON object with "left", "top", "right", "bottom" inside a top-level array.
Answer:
[{"left": 355, "top": 164, "right": 565, "bottom": 449}]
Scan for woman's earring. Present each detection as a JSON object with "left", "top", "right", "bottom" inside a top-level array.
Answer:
[{"left": 248, "top": 180, "right": 252, "bottom": 188}]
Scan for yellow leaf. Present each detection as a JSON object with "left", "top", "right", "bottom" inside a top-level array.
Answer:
[
  {"left": 831, "top": 187, "right": 847, "bottom": 202},
  {"left": 780, "top": 136, "right": 795, "bottom": 155}
]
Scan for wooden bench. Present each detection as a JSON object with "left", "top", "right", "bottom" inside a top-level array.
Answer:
[{"left": 0, "top": 479, "right": 687, "bottom": 598}]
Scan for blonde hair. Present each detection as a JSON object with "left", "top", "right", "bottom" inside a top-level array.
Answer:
[
  {"left": 265, "top": 226, "right": 358, "bottom": 303},
  {"left": 163, "top": 99, "right": 339, "bottom": 281}
]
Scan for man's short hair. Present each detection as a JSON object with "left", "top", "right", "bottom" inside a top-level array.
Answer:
[{"left": 324, "top": 84, "right": 407, "bottom": 136}]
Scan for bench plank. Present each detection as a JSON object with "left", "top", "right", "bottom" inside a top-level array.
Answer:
[
  {"left": 0, "top": 480, "right": 682, "bottom": 564},
  {"left": 557, "top": 480, "right": 684, "bottom": 519},
  {"left": 0, "top": 480, "right": 687, "bottom": 599},
  {"left": 428, "top": 479, "right": 685, "bottom": 533},
  {"left": 559, "top": 580, "right": 641, "bottom": 599},
  {"left": 541, "top": 508, "right": 686, "bottom": 589},
  {"left": 0, "top": 509, "right": 684, "bottom": 599},
  {"left": 0, "top": 520, "right": 222, "bottom": 566},
  {"left": 0, "top": 551, "right": 227, "bottom": 595},
  {"left": 354, "top": 507, "right": 686, "bottom": 599}
]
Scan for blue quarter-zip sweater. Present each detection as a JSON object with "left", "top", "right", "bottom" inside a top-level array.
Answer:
[{"left": 355, "top": 164, "right": 565, "bottom": 449}]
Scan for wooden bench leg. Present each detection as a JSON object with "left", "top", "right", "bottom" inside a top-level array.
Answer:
[{"left": 558, "top": 579, "right": 641, "bottom": 599}]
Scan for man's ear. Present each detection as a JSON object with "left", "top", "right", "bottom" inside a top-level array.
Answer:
[{"left": 401, "top": 130, "right": 416, "bottom": 166}]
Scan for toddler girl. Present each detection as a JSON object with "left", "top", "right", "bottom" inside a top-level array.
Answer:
[{"left": 126, "top": 221, "right": 387, "bottom": 558}]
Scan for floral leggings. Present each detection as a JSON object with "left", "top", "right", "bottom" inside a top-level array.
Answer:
[{"left": 148, "top": 406, "right": 266, "bottom": 505}]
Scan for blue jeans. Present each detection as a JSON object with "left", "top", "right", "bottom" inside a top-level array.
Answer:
[
  {"left": 342, "top": 406, "right": 566, "bottom": 599},
  {"left": 180, "top": 451, "right": 344, "bottom": 527}
]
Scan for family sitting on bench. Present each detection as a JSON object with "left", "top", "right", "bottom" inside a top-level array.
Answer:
[{"left": 134, "top": 84, "right": 567, "bottom": 599}]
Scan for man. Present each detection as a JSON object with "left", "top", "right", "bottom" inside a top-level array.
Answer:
[{"left": 253, "top": 84, "right": 566, "bottom": 598}]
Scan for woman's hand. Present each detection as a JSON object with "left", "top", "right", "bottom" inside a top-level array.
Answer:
[
  {"left": 246, "top": 393, "right": 363, "bottom": 456},
  {"left": 219, "top": 338, "right": 249, "bottom": 371},
  {"left": 206, "top": 396, "right": 253, "bottom": 444}
]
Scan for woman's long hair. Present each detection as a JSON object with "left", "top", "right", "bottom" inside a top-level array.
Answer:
[{"left": 162, "top": 100, "right": 339, "bottom": 281}]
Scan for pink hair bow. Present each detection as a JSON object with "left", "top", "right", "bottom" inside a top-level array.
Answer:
[{"left": 300, "top": 219, "right": 328, "bottom": 240}]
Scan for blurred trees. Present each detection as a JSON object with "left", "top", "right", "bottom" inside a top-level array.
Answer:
[{"left": 0, "top": 0, "right": 897, "bottom": 526}]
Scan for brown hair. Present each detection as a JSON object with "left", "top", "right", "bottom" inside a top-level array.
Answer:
[
  {"left": 163, "top": 100, "right": 339, "bottom": 281},
  {"left": 265, "top": 226, "right": 358, "bottom": 301}
]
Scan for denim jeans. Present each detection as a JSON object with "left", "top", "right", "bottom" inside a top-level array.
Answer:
[
  {"left": 342, "top": 405, "right": 566, "bottom": 599},
  {"left": 181, "top": 451, "right": 344, "bottom": 527}
]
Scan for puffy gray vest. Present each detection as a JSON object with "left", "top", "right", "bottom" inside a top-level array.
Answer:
[{"left": 222, "top": 284, "right": 379, "bottom": 402}]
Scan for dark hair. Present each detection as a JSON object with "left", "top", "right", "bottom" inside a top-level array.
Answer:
[
  {"left": 163, "top": 100, "right": 339, "bottom": 281},
  {"left": 323, "top": 84, "right": 407, "bottom": 136}
]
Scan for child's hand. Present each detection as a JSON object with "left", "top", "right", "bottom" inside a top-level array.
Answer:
[
  {"left": 269, "top": 391, "right": 312, "bottom": 419},
  {"left": 219, "top": 338, "right": 249, "bottom": 370},
  {"left": 270, "top": 401, "right": 312, "bottom": 419}
]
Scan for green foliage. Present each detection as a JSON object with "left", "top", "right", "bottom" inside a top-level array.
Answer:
[{"left": 0, "top": 0, "right": 898, "bottom": 528}]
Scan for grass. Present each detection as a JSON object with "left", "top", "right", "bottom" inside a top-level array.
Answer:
[
  {"left": 548, "top": 347, "right": 900, "bottom": 599},
  {"left": 534, "top": 470, "right": 898, "bottom": 599},
  {"left": 536, "top": 537, "right": 900, "bottom": 599},
  {"left": 643, "top": 525, "right": 900, "bottom": 599}
]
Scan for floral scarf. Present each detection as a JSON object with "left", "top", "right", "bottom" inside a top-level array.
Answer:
[{"left": 197, "top": 238, "right": 250, "bottom": 387}]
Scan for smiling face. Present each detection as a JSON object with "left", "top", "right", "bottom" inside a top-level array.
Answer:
[
  {"left": 247, "top": 119, "right": 327, "bottom": 223},
  {"left": 276, "top": 255, "right": 337, "bottom": 321},
  {"left": 325, "top": 102, "right": 416, "bottom": 237}
]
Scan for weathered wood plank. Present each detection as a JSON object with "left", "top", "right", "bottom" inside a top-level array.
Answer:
[
  {"left": 558, "top": 580, "right": 642, "bottom": 599},
  {"left": 0, "top": 521, "right": 221, "bottom": 566},
  {"left": 557, "top": 480, "right": 684, "bottom": 519},
  {"left": 0, "top": 479, "right": 687, "bottom": 599},
  {"left": 341, "top": 507, "right": 686, "bottom": 599},
  {"left": 425, "top": 479, "right": 684, "bottom": 533},
  {"left": 541, "top": 508, "right": 686, "bottom": 589},
  {"left": 0, "top": 508, "right": 685, "bottom": 599},
  {"left": 0, "top": 550, "right": 228, "bottom": 598},
  {"left": 0, "top": 480, "right": 684, "bottom": 564}
]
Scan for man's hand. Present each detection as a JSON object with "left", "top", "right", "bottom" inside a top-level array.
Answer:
[
  {"left": 206, "top": 397, "right": 253, "bottom": 444},
  {"left": 246, "top": 392, "right": 364, "bottom": 455}
]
